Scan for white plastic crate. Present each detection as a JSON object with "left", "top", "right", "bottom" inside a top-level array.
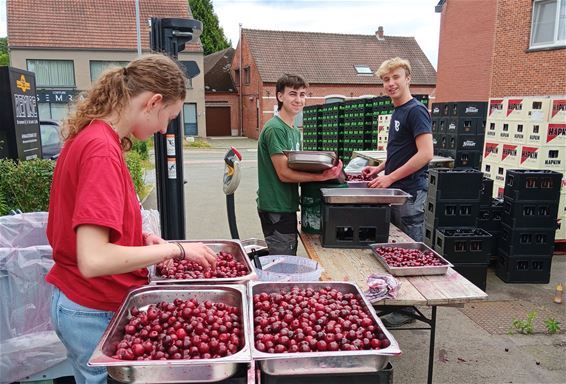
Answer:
[
  {"left": 550, "top": 98, "right": 566, "bottom": 124},
  {"left": 488, "top": 98, "right": 506, "bottom": 120},
  {"left": 546, "top": 123, "right": 566, "bottom": 146},
  {"left": 482, "top": 141, "right": 500, "bottom": 163},
  {"left": 511, "top": 121, "right": 528, "bottom": 144},
  {"left": 556, "top": 215, "right": 566, "bottom": 241},
  {"left": 498, "top": 121, "right": 512, "bottom": 142},
  {"left": 525, "top": 122, "right": 548, "bottom": 146},
  {"left": 500, "top": 143, "right": 520, "bottom": 167},
  {"left": 485, "top": 119, "right": 501, "bottom": 142},
  {"left": 505, "top": 98, "right": 529, "bottom": 121},
  {"left": 525, "top": 97, "right": 552, "bottom": 122}
]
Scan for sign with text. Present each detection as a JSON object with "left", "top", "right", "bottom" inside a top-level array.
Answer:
[{"left": 0, "top": 67, "right": 42, "bottom": 160}]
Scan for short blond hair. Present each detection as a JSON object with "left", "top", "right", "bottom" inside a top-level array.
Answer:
[{"left": 376, "top": 57, "right": 412, "bottom": 79}]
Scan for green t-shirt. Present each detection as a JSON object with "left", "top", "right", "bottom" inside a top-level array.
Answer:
[{"left": 257, "top": 115, "right": 301, "bottom": 212}]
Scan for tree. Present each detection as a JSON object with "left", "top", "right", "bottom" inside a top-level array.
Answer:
[
  {"left": 0, "top": 38, "right": 9, "bottom": 66},
  {"left": 188, "top": 0, "right": 230, "bottom": 55}
]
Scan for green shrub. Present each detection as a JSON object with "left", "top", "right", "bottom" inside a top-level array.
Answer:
[
  {"left": 0, "top": 189, "right": 8, "bottom": 216},
  {"left": 125, "top": 151, "right": 145, "bottom": 197},
  {"left": 131, "top": 139, "right": 149, "bottom": 161},
  {"left": 0, "top": 159, "right": 55, "bottom": 212}
]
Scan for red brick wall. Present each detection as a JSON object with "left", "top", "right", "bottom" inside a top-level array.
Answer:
[
  {"left": 490, "top": 0, "right": 566, "bottom": 97},
  {"left": 435, "top": 0, "right": 497, "bottom": 102},
  {"left": 205, "top": 92, "right": 240, "bottom": 135}
]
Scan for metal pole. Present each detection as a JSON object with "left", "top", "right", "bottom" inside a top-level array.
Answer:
[
  {"left": 239, "top": 23, "right": 243, "bottom": 137},
  {"left": 135, "top": 0, "right": 142, "bottom": 57}
]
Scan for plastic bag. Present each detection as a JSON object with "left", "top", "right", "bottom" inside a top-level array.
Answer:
[
  {"left": 256, "top": 255, "right": 323, "bottom": 282},
  {"left": 141, "top": 208, "right": 161, "bottom": 237}
]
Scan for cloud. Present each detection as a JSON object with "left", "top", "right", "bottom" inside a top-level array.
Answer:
[{"left": 211, "top": 0, "right": 440, "bottom": 68}]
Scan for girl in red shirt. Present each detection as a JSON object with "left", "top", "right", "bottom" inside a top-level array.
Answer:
[{"left": 46, "top": 54, "right": 217, "bottom": 383}]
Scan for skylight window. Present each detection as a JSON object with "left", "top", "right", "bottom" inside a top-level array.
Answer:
[{"left": 354, "top": 65, "right": 373, "bottom": 75}]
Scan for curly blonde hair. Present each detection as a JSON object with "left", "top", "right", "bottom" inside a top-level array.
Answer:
[{"left": 63, "top": 54, "right": 187, "bottom": 149}]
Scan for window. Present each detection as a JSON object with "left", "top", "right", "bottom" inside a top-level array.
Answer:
[
  {"left": 183, "top": 103, "right": 197, "bottom": 136},
  {"left": 90, "top": 61, "right": 129, "bottom": 82},
  {"left": 354, "top": 65, "right": 373, "bottom": 75},
  {"left": 244, "top": 66, "right": 250, "bottom": 85},
  {"left": 234, "top": 69, "right": 240, "bottom": 86},
  {"left": 179, "top": 61, "right": 195, "bottom": 89},
  {"left": 325, "top": 96, "right": 345, "bottom": 104},
  {"left": 27, "top": 60, "right": 75, "bottom": 87},
  {"left": 530, "top": 0, "right": 566, "bottom": 48}
]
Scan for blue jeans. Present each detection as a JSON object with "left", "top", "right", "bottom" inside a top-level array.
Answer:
[
  {"left": 50, "top": 287, "right": 114, "bottom": 384},
  {"left": 391, "top": 189, "right": 427, "bottom": 242}
]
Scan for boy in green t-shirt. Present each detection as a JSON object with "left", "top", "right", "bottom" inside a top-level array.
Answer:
[{"left": 257, "top": 74, "right": 342, "bottom": 255}]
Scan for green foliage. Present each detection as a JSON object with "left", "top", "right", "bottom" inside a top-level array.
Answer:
[
  {"left": 0, "top": 189, "right": 8, "bottom": 216},
  {"left": 0, "top": 159, "right": 55, "bottom": 213},
  {"left": 131, "top": 139, "right": 149, "bottom": 161},
  {"left": 189, "top": 0, "right": 231, "bottom": 55},
  {"left": 125, "top": 151, "right": 145, "bottom": 197},
  {"left": 543, "top": 318, "right": 561, "bottom": 334},
  {"left": 0, "top": 37, "right": 9, "bottom": 66},
  {"left": 509, "top": 310, "right": 537, "bottom": 335}
]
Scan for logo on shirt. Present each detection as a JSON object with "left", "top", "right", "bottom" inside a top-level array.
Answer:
[{"left": 394, "top": 120, "right": 400, "bottom": 131}]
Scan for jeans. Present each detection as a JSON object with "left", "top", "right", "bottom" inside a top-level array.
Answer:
[
  {"left": 391, "top": 189, "right": 427, "bottom": 242},
  {"left": 50, "top": 287, "right": 114, "bottom": 384},
  {"left": 258, "top": 210, "right": 298, "bottom": 255}
]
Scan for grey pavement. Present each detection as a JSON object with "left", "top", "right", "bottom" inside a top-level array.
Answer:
[{"left": 142, "top": 137, "right": 566, "bottom": 384}]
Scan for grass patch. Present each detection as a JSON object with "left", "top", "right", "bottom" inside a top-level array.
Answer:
[{"left": 184, "top": 138, "right": 212, "bottom": 149}]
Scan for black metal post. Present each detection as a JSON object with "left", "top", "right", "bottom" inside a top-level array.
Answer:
[{"left": 149, "top": 17, "right": 202, "bottom": 240}]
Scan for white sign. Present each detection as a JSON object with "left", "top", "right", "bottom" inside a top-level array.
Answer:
[
  {"left": 166, "top": 134, "right": 176, "bottom": 156},
  {"left": 167, "top": 158, "right": 176, "bottom": 179}
]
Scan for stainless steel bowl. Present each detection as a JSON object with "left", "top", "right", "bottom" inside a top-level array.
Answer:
[
  {"left": 149, "top": 240, "right": 257, "bottom": 285},
  {"left": 248, "top": 281, "right": 401, "bottom": 376},
  {"left": 88, "top": 284, "right": 251, "bottom": 383}
]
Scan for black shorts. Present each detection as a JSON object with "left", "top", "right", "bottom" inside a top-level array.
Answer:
[{"left": 257, "top": 210, "right": 298, "bottom": 255}]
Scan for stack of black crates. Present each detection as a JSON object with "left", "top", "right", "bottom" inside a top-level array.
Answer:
[
  {"left": 431, "top": 101, "right": 487, "bottom": 169},
  {"left": 496, "top": 170, "right": 562, "bottom": 284},
  {"left": 424, "top": 168, "right": 492, "bottom": 291},
  {"left": 301, "top": 95, "right": 429, "bottom": 162},
  {"left": 476, "top": 177, "right": 504, "bottom": 259}
]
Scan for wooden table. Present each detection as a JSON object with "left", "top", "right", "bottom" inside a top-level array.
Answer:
[{"left": 299, "top": 226, "right": 487, "bottom": 384}]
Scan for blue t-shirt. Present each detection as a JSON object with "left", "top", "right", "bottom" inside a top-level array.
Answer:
[{"left": 385, "top": 97, "right": 432, "bottom": 196}]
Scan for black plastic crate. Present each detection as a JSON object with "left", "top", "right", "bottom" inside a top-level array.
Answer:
[
  {"left": 261, "top": 362, "right": 393, "bottom": 384},
  {"left": 440, "top": 149, "right": 482, "bottom": 169},
  {"left": 487, "top": 229, "right": 501, "bottom": 260},
  {"left": 480, "top": 178, "right": 495, "bottom": 206},
  {"left": 504, "top": 170, "right": 563, "bottom": 201},
  {"left": 444, "top": 117, "right": 483, "bottom": 136},
  {"left": 431, "top": 103, "right": 443, "bottom": 117},
  {"left": 428, "top": 168, "right": 483, "bottom": 200},
  {"left": 424, "top": 223, "right": 436, "bottom": 247},
  {"left": 452, "top": 262, "right": 488, "bottom": 291},
  {"left": 502, "top": 197, "right": 559, "bottom": 228},
  {"left": 425, "top": 199, "right": 480, "bottom": 228},
  {"left": 498, "top": 222, "right": 556, "bottom": 256},
  {"left": 321, "top": 203, "right": 390, "bottom": 248},
  {"left": 434, "top": 228, "right": 492, "bottom": 264},
  {"left": 477, "top": 198, "right": 504, "bottom": 231},
  {"left": 443, "top": 101, "right": 488, "bottom": 118},
  {"left": 495, "top": 252, "right": 553, "bottom": 284},
  {"left": 455, "top": 134, "right": 484, "bottom": 151}
]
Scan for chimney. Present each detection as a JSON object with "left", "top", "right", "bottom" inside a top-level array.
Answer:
[{"left": 376, "top": 26, "right": 384, "bottom": 41}]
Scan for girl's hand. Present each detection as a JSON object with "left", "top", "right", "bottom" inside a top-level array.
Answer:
[{"left": 143, "top": 232, "right": 166, "bottom": 245}]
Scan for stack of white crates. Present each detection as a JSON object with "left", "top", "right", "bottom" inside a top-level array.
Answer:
[
  {"left": 482, "top": 96, "right": 566, "bottom": 240},
  {"left": 377, "top": 114, "right": 391, "bottom": 150}
]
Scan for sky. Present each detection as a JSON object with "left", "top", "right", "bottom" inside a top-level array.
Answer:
[{"left": 0, "top": 0, "right": 441, "bottom": 67}]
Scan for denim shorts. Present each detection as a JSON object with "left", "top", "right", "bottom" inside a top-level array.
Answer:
[
  {"left": 50, "top": 287, "right": 114, "bottom": 384},
  {"left": 390, "top": 189, "right": 427, "bottom": 242}
]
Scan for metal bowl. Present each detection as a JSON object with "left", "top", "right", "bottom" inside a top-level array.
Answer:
[
  {"left": 248, "top": 281, "right": 401, "bottom": 376},
  {"left": 88, "top": 284, "right": 251, "bottom": 383},
  {"left": 149, "top": 240, "right": 257, "bottom": 284}
]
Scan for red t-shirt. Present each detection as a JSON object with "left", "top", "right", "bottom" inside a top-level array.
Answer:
[{"left": 46, "top": 120, "right": 148, "bottom": 311}]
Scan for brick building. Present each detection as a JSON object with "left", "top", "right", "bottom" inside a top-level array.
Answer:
[
  {"left": 203, "top": 47, "right": 239, "bottom": 136},
  {"left": 435, "top": 0, "right": 566, "bottom": 101},
  {"left": 7, "top": 0, "right": 207, "bottom": 137},
  {"left": 232, "top": 28, "right": 436, "bottom": 139}
]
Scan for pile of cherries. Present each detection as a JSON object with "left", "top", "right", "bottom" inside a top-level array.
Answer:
[
  {"left": 156, "top": 251, "right": 248, "bottom": 279},
  {"left": 113, "top": 298, "right": 243, "bottom": 360},
  {"left": 346, "top": 173, "right": 374, "bottom": 181},
  {"left": 252, "top": 286, "right": 391, "bottom": 353},
  {"left": 375, "top": 246, "right": 445, "bottom": 267}
]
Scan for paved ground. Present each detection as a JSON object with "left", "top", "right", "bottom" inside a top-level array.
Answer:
[{"left": 143, "top": 136, "right": 566, "bottom": 384}]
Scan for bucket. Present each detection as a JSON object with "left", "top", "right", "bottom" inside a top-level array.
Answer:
[{"left": 256, "top": 255, "right": 323, "bottom": 282}]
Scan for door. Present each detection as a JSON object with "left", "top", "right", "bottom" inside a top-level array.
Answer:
[
  {"left": 206, "top": 106, "right": 231, "bottom": 136},
  {"left": 183, "top": 103, "right": 198, "bottom": 136}
]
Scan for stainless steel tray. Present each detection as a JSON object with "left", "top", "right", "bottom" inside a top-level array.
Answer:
[
  {"left": 369, "top": 242, "right": 453, "bottom": 276},
  {"left": 346, "top": 180, "right": 369, "bottom": 188},
  {"left": 89, "top": 284, "right": 251, "bottom": 383},
  {"left": 285, "top": 150, "right": 337, "bottom": 172},
  {"left": 149, "top": 240, "right": 257, "bottom": 284},
  {"left": 248, "top": 281, "right": 401, "bottom": 376},
  {"left": 321, "top": 188, "right": 411, "bottom": 205}
]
